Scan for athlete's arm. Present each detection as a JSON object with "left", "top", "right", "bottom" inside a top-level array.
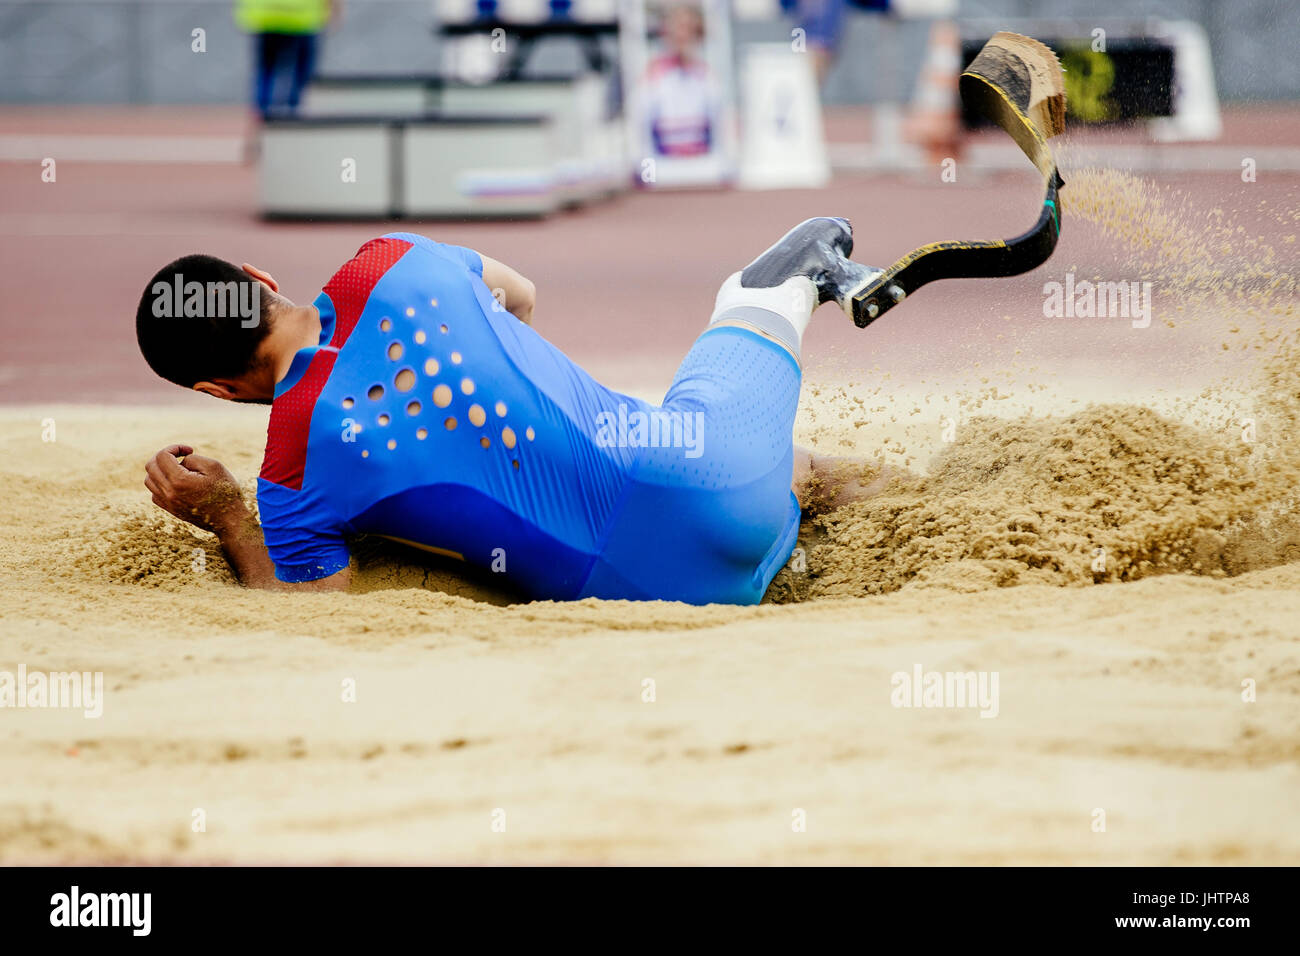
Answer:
[
  {"left": 144, "top": 446, "right": 351, "bottom": 592},
  {"left": 211, "top": 506, "right": 351, "bottom": 592},
  {"left": 479, "top": 254, "right": 536, "bottom": 325}
]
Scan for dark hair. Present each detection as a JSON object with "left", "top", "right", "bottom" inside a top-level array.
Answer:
[{"left": 135, "top": 254, "right": 275, "bottom": 389}]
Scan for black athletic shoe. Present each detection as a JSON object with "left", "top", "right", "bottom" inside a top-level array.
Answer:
[{"left": 739, "top": 217, "right": 879, "bottom": 308}]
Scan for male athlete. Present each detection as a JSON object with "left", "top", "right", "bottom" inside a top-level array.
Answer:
[{"left": 137, "top": 219, "right": 880, "bottom": 604}]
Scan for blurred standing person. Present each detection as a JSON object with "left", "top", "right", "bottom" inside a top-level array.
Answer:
[
  {"left": 781, "top": 0, "right": 889, "bottom": 86},
  {"left": 236, "top": 0, "right": 338, "bottom": 119},
  {"left": 643, "top": 4, "right": 717, "bottom": 158}
]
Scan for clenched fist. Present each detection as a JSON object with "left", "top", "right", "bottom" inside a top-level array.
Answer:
[{"left": 143, "top": 444, "right": 247, "bottom": 534}]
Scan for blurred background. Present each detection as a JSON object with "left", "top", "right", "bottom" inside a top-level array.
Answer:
[
  {"left": 2, "top": 0, "right": 1297, "bottom": 105},
  {"left": 0, "top": 0, "right": 1296, "bottom": 405}
]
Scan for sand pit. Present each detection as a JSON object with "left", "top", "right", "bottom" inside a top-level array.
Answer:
[{"left": 3, "top": 169, "right": 1299, "bottom": 864}]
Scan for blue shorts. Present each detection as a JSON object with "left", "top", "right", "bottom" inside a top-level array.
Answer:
[{"left": 579, "top": 325, "right": 803, "bottom": 605}]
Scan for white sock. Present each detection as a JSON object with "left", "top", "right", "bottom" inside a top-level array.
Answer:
[{"left": 708, "top": 272, "right": 817, "bottom": 350}]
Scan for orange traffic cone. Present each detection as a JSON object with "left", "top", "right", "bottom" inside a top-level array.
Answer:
[{"left": 905, "top": 20, "right": 964, "bottom": 168}]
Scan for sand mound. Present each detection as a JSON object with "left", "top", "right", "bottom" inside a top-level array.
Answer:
[
  {"left": 770, "top": 402, "right": 1297, "bottom": 600},
  {"left": 78, "top": 511, "right": 240, "bottom": 590},
  {"left": 74, "top": 507, "right": 516, "bottom": 605}
]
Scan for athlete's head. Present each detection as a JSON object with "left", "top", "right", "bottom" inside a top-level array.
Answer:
[{"left": 136, "top": 254, "right": 289, "bottom": 403}]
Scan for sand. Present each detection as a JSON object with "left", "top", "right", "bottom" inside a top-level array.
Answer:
[{"left": 2, "top": 169, "right": 1299, "bottom": 864}]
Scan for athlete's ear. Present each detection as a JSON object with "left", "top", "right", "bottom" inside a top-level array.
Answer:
[
  {"left": 241, "top": 263, "right": 279, "bottom": 294},
  {"left": 193, "top": 379, "right": 240, "bottom": 401}
]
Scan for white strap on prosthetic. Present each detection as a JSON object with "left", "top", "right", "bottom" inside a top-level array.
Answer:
[{"left": 707, "top": 272, "right": 817, "bottom": 358}]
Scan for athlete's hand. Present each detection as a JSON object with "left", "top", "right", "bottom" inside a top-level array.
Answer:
[{"left": 144, "top": 445, "right": 246, "bottom": 534}]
